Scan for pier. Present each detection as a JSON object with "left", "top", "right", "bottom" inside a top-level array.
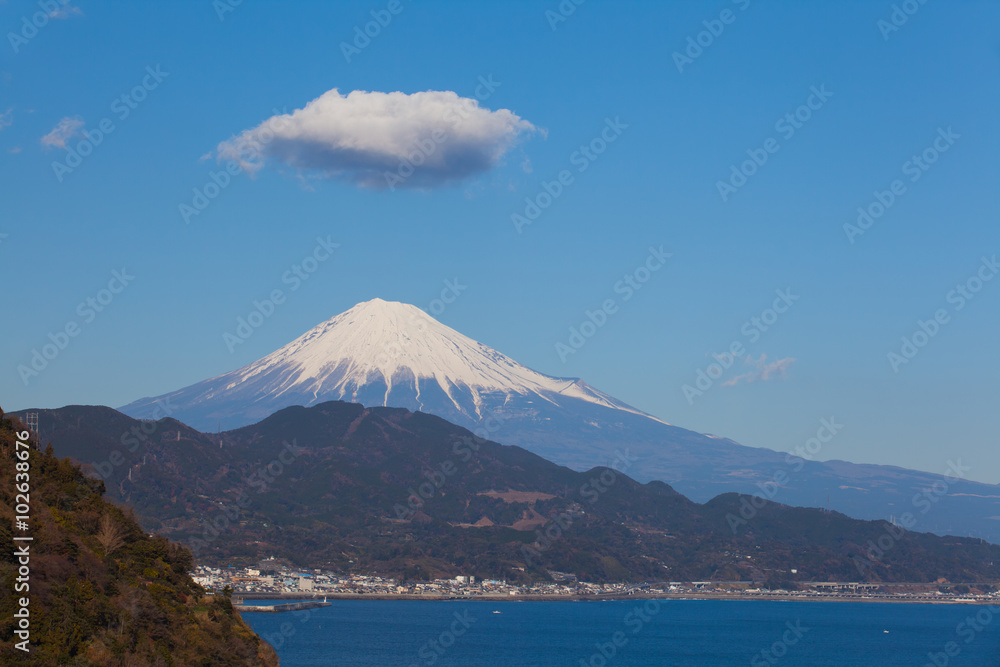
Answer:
[{"left": 234, "top": 599, "right": 331, "bottom": 613}]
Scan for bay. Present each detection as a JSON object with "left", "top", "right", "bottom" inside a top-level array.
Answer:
[{"left": 240, "top": 599, "right": 1000, "bottom": 666}]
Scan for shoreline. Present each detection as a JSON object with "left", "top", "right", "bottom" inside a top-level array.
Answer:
[{"left": 233, "top": 591, "right": 998, "bottom": 605}]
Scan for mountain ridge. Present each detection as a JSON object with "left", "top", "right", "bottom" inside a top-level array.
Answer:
[
  {"left": 24, "top": 402, "right": 1000, "bottom": 586},
  {"left": 114, "top": 299, "right": 1000, "bottom": 544}
]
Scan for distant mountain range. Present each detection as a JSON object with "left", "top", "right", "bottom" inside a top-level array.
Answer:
[
  {"left": 116, "top": 298, "right": 1000, "bottom": 544},
  {"left": 21, "top": 402, "right": 1000, "bottom": 586}
]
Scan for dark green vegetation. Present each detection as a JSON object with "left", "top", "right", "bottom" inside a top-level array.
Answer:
[
  {"left": 28, "top": 402, "right": 1000, "bottom": 587},
  {"left": 0, "top": 410, "right": 278, "bottom": 667}
]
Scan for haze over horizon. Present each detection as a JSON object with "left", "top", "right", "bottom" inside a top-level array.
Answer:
[{"left": 2, "top": 1, "right": 998, "bottom": 483}]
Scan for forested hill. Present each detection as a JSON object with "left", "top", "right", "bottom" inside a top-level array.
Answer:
[
  {"left": 0, "top": 409, "right": 278, "bottom": 666},
  {"left": 29, "top": 401, "right": 1000, "bottom": 586}
]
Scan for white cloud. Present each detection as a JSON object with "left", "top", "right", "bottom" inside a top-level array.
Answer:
[
  {"left": 216, "top": 88, "right": 539, "bottom": 189},
  {"left": 722, "top": 354, "right": 796, "bottom": 387},
  {"left": 40, "top": 116, "right": 84, "bottom": 149},
  {"left": 47, "top": 2, "right": 83, "bottom": 19},
  {"left": 0, "top": 108, "right": 12, "bottom": 131}
]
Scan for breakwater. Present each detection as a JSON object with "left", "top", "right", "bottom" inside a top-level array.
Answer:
[{"left": 234, "top": 600, "right": 332, "bottom": 613}]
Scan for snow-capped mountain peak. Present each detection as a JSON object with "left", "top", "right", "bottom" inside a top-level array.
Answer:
[{"left": 121, "top": 298, "right": 666, "bottom": 430}]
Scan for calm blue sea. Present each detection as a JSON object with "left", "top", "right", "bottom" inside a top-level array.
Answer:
[{"left": 241, "top": 599, "right": 1000, "bottom": 666}]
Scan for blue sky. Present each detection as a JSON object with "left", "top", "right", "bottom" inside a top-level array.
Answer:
[{"left": 2, "top": 1, "right": 998, "bottom": 482}]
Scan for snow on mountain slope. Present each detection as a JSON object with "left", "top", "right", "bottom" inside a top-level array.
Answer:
[
  {"left": 120, "top": 298, "right": 666, "bottom": 431},
  {"left": 117, "top": 298, "right": 1000, "bottom": 544}
]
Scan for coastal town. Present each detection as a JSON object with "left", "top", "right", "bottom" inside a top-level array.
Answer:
[{"left": 192, "top": 563, "right": 1000, "bottom": 605}]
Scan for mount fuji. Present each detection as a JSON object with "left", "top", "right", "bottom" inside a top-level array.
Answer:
[
  {"left": 120, "top": 298, "right": 1000, "bottom": 543},
  {"left": 122, "top": 298, "right": 663, "bottom": 434}
]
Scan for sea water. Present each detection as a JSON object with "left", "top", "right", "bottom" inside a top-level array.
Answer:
[{"left": 241, "top": 599, "right": 1000, "bottom": 666}]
